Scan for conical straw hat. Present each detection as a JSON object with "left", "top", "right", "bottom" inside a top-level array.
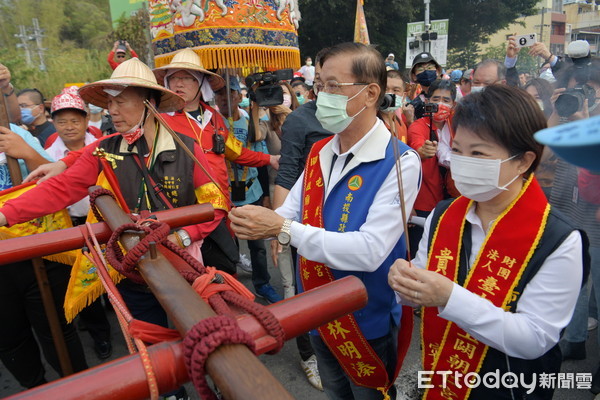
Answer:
[
  {"left": 153, "top": 48, "right": 225, "bottom": 91},
  {"left": 79, "top": 58, "right": 185, "bottom": 112}
]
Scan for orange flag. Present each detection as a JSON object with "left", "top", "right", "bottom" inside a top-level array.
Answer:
[{"left": 354, "top": 0, "right": 370, "bottom": 45}]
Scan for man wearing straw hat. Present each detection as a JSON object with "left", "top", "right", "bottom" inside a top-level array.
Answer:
[
  {"left": 0, "top": 59, "right": 226, "bottom": 373},
  {"left": 155, "top": 48, "right": 279, "bottom": 273}
]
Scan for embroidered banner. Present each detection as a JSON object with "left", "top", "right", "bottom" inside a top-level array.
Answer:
[
  {"left": 422, "top": 176, "right": 549, "bottom": 400},
  {"left": 149, "top": 0, "right": 301, "bottom": 71}
]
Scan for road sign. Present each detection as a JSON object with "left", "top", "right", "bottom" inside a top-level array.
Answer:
[{"left": 405, "top": 19, "right": 449, "bottom": 69}]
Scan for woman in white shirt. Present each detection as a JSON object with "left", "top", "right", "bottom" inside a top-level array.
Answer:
[{"left": 389, "top": 84, "right": 586, "bottom": 400}]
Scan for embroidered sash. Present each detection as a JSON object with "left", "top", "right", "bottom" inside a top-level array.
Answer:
[
  {"left": 299, "top": 137, "right": 394, "bottom": 394},
  {"left": 422, "top": 175, "right": 550, "bottom": 400}
]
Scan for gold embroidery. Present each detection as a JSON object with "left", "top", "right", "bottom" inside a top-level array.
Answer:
[{"left": 327, "top": 320, "right": 350, "bottom": 340}]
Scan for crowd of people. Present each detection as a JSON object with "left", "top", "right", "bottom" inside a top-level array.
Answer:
[{"left": 0, "top": 34, "right": 597, "bottom": 400}]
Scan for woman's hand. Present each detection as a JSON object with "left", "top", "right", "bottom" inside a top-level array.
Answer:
[{"left": 388, "top": 259, "right": 454, "bottom": 307}]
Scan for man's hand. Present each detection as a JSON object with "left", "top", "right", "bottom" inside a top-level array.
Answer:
[
  {"left": 269, "top": 104, "right": 292, "bottom": 116},
  {"left": 269, "top": 154, "right": 280, "bottom": 170},
  {"left": 506, "top": 35, "right": 521, "bottom": 59},
  {"left": 0, "top": 212, "right": 7, "bottom": 227},
  {"left": 418, "top": 140, "right": 438, "bottom": 159},
  {"left": 402, "top": 103, "right": 415, "bottom": 125},
  {"left": 0, "top": 127, "right": 34, "bottom": 160},
  {"left": 388, "top": 259, "right": 454, "bottom": 307},
  {"left": 529, "top": 42, "right": 552, "bottom": 61},
  {"left": 125, "top": 41, "right": 132, "bottom": 51},
  {"left": 23, "top": 161, "right": 67, "bottom": 183},
  {"left": 229, "top": 205, "right": 284, "bottom": 240},
  {"left": 0, "top": 63, "right": 11, "bottom": 91},
  {"left": 112, "top": 41, "right": 119, "bottom": 51}
]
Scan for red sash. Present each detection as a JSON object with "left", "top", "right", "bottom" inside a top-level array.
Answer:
[
  {"left": 422, "top": 176, "right": 550, "bottom": 400},
  {"left": 299, "top": 138, "right": 403, "bottom": 398}
]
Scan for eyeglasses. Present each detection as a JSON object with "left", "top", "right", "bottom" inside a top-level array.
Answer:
[
  {"left": 167, "top": 75, "right": 197, "bottom": 85},
  {"left": 19, "top": 103, "right": 41, "bottom": 109},
  {"left": 313, "top": 80, "right": 369, "bottom": 95},
  {"left": 116, "top": 54, "right": 126, "bottom": 59},
  {"left": 414, "top": 64, "right": 437, "bottom": 74}
]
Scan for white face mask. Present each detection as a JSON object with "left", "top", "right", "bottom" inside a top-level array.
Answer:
[
  {"left": 470, "top": 85, "right": 485, "bottom": 94},
  {"left": 450, "top": 153, "right": 521, "bottom": 202},
  {"left": 315, "top": 86, "right": 367, "bottom": 134}
]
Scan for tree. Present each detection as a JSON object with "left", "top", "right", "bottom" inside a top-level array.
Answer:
[
  {"left": 297, "top": 0, "right": 421, "bottom": 66},
  {"left": 430, "top": 0, "right": 539, "bottom": 50}
]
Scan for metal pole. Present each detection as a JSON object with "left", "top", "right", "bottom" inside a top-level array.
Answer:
[
  {"left": 32, "top": 18, "right": 47, "bottom": 72},
  {"left": 15, "top": 25, "right": 32, "bottom": 67},
  {"left": 424, "top": 0, "right": 431, "bottom": 52},
  {"left": 91, "top": 187, "right": 294, "bottom": 400}
]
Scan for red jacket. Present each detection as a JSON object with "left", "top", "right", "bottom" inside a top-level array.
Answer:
[
  {"left": 161, "top": 102, "right": 270, "bottom": 206},
  {"left": 407, "top": 117, "right": 445, "bottom": 212},
  {"left": 1, "top": 133, "right": 224, "bottom": 242},
  {"left": 107, "top": 49, "right": 139, "bottom": 70}
]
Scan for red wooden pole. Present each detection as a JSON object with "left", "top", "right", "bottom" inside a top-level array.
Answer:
[
  {"left": 0, "top": 203, "right": 214, "bottom": 265},
  {"left": 4, "top": 276, "right": 367, "bottom": 400}
]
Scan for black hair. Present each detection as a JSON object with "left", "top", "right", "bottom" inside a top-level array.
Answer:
[
  {"left": 17, "top": 88, "right": 45, "bottom": 104},
  {"left": 428, "top": 79, "right": 457, "bottom": 101},
  {"left": 452, "top": 85, "right": 545, "bottom": 176},
  {"left": 318, "top": 42, "right": 386, "bottom": 103}
]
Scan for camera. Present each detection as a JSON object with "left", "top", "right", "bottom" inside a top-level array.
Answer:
[
  {"left": 423, "top": 103, "right": 439, "bottom": 114},
  {"left": 379, "top": 93, "right": 403, "bottom": 111},
  {"left": 555, "top": 84, "right": 596, "bottom": 117},
  {"left": 119, "top": 39, "right": 126, "bottom": 45},
  {"left": 245, "top": 69, "right": 294, "bottom": 107},
  {"left": 555, "top": 40, "right": 596, "bottom": 117}
]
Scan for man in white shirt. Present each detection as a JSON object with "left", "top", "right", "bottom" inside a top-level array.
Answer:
[{"left": 230, "top": 42, "right": 421, "bottom": 400}]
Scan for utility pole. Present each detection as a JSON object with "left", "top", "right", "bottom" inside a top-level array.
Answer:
[
  {"left": 31, "top": 18, "right": 47, "bottom": 72},
  {"left": 14, "top": 25, "right": 33, "bottom": 67},
  {"left": 424, "top": 0, "right": 431, "bottom": 52}
]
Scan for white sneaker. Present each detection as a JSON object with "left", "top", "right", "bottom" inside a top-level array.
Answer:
[
  {"left": 300, "top": 355, "right": 323, "bottom": 391},
  {"left": 237, "top": 253, "right": 252, "bottom": 273},
  {"left": 589, "top": 317, "right": 598, "bottom": 331}
]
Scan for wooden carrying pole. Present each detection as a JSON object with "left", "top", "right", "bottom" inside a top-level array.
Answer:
[
  {"left": 0, "top": 94, "right": 74, "bottom": 375},
  {"left": 0, "top": 204, "right": 214, "bottom": 265},
  {"left": 4, "top": 276, "right": 367, "bottom": 400},
  {"left": 91, "top": 187, "right": 294, "bottom": 400}
]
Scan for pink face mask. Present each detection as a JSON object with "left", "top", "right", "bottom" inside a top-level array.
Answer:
[
  {"left": 282, "top": 94, "right": 292, "bottom": 108},
  {"left": 433, "top": 102, "right": 453, "bottom": 122}
]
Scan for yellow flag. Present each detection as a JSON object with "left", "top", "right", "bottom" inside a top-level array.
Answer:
[
  {"left": 63, "top": 171, "right": 125, "bottom": 322},
  {"left": 354, "top": 0, "right": 370, "bottom": 45},
  {"left": 0, "top": 182, "right": 77, "bottom": 265}
]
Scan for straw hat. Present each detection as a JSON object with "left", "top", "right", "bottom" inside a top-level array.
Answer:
[
  {"left": 153, "top": 48, "right": 225, "bottom": 91},
  {"left": 79, "top": 58, "right": 185, "bottom": 112}
]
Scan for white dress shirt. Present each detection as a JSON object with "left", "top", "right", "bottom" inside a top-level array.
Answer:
[
  {"left": 276, "top": 119, "right": 421, "bottom": 272},
  {"left": 412, "top": 204, "right": 583, "bottom": 360}
]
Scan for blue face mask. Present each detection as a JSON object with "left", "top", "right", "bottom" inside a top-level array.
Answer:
[
  {"left": 20, "top": 107, "right": 37, "bottom": 125},
  {"left": 416, "top": 70, "right": 438, "bottom": 87},
  {"left": 239, "top": 97, "right": 250, "bottom": 108},
  {"left": 297, "top": 95, "right": 305, "bottom": 105}
]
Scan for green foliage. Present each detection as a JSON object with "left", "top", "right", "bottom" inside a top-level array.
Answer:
[
  {"left": 297, "top": 0, "right": 421, "bottom": 69},
  {"left": 430, "top": 0, "right": 539, "bottom": 50},
  {"left": 482, "top": 42, "right": 539, "bottom": 75},
  {"left": 447, "top": 41, "right": 481, "bottom": 69}
]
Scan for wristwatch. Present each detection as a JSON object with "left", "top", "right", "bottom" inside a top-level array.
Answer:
[
  {"left": 176, "top": 229, "right": 192, "bottom": 248},
  {"left": 277, "top": 218, "right": 293, "bottom": 246}
]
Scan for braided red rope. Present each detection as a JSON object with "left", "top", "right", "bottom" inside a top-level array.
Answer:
[
  {"left": 183, "top": 315, "right": 256, "bottom": 400},
  {"left": 89, "top": 188, "right": 286, "bottom": 397}
]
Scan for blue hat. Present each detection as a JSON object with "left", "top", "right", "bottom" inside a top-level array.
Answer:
[
  {"left": 534, "top": 115, "right": 600, "bottom": 171},
  {"left": 450, "top": 70, "right": 463, "bottom": 83}
]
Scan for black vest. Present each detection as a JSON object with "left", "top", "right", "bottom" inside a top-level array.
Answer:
[
  {"left": 427, "top": 198, "right": 589, "bottom": 400},
  {"left": 97, "top": 132, "right": 197, "bottom": 212}
]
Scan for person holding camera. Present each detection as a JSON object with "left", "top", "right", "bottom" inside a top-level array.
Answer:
[
  {"left": 408, "top": 52, "right": 442, "bottom": 121},
  {"left": 214, "top": 76, "right": 283, "bottom": 304},
  {"left": 107, "top": 40, "right": 138, "bottom": 70},
  {"left": 378, "top": 69, "right": 411, "bottom": 143},
  {"left": 407, "top": 79, "right": 458, "bottom": 257}
]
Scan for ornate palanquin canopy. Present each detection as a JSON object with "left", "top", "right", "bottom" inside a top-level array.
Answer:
[{"left": 149, "top": 0, "right": 301, "bottom": 73}]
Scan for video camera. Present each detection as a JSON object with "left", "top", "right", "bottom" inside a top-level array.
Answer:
[
  {"left": 555, "top": 40, "right": 597, "bottom": 117},
  {"left": 245, "top": 69, "right": 294, "bottom": 107},
  {"left": 423, "top": 103, "right": 439, "bottom": 115}
]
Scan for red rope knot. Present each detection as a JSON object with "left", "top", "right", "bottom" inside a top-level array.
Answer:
[
  {"left": 88, "top": 187, "right": 116, "bottom": 222},
  {"left": 183, "top": 315, "right": 256, "bottom": 400},
  {"left": 105, "top": 220, "right": 170, "bottom": 284},
  {"left": 192, "top": 267, "right": 254, "bottom": 303}
]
